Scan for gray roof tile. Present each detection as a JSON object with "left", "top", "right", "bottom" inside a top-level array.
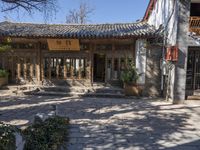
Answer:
[{"left": 0, "top": 21, "right": 161, "bottom": 39}]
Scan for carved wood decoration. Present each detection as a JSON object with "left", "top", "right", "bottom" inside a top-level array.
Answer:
[{"left": 1, "top": 39, "right": 136, "bottom": 85}]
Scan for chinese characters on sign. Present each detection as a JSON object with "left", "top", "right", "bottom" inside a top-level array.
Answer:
[{"left": 47, "top": 39, "right": 80, "bottom": 51}]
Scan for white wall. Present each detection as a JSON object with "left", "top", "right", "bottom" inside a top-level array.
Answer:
[
  {"left": 135, "top": 39, "right": 147, "bottom": 85},
  {"left": 148, "top": 0, "right": 179, "bottom": 46}
]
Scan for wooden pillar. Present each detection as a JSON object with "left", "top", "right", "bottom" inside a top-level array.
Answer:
[
  {"left": 24, "top": 57, "right": 27, "bottom": 80},
  {"left": 132, "top": 41, "right": 136, "bottom": 64},
  {"left": 118, "top": 57, "right": 121, "bottom": 79},
  {"left": 56, "top": 58, "right": 59, "bottom": 79},
  {"left": 30, "top": 58, "right": 33, "bottom": 80},
  {"left": 70, "top": 59, "right": 73, "bottom": 79},
  {"left": 41, "top": 55, "right": 44, "bottom": 82},
  {"left": 86, "top": 57, "right": 90, "bottom": 80},
  {"left": 64, "top": 58, "right": 67, "bottom": 79},
  {"left": 36, "top": 43, "right": 41, "bottom": 83},
  {"left": 48, "top": 58, "right": 51, "bottom": 80},
  {"left": 2, "top": 54, "right": 5, "bottom": 69},
  {"left": 91, "top": 44, "right": 94, "bottom": 85},
  {"left": 78, "top": 58, "right": 81, "bottom": 79},
  {"left": 111, "top": 43, "right": 115, "bottom": 80},
  {"left": 17, "top": 57, "right": 21, "bottom": 81},
  {"left": 87, "top": 44, "right": 92, "bottom": 83},
  {"left": 105, "top": 55, "right": 108, "bottom": 83},
  {"left": 11, "top": 55, "right": 14, "bottom": 81}
]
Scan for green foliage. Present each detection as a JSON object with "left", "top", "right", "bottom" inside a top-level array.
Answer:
[
  {"left": 23, "top": 116, "right": 69, "bottom": 150},
  {"left": 121, "top": 61, "right": 139, "bottom": 84},
  {"left": 0, "top": 69, "right": 8, "bottom": 78},
  {"left": 0, "top": 38, "right": 12, "bottom": 52},
  {"left": 0, "top": 45, "right": 12, "bottom": 52},
  {"left": 0, "top": 122, "right": 17, "bottom": 150}
]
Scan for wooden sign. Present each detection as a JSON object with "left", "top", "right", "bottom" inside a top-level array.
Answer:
[
  {"left": 47, "top": 39, "right": 80, "bottom": 51},
  {"left": 166, "top": 46, "right": 178, "bottom": 61}
]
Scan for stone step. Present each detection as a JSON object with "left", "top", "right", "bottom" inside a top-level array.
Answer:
[
  {"left": 41, "top": 86, "right": 90, "bottom": 93},
  {"left": 28, "top": 91, "right": 81, "bottom": 97},
  {"left": 92, "top": 88, "right": 124, "bottom": 94},
  {"left": 23, "top": 84, "right": 125, "bottom": 98},
  {"left": 187, "top": 95, "right": 200, "bottom": 100},
  {"left": 27, "top": 90, "right": 125, "bottom": 98},
  {"left": 40, "top": 86, "right": 124, "bottom": 94},
  {"left": 193, "top": 90, "right": 200, "bottom": 96},
  {"left": 83, "top": 93, "right": 125, "bottom": 98}
]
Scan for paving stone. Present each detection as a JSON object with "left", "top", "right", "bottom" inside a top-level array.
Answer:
[{"left": 1, "top": 96, "right": 200, "bottom": 149}]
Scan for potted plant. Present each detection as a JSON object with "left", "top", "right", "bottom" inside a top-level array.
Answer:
[
  {"left": 121, "top": 62, "right": 142, "bottom": 96},
  {"left": 0, "top": 69, "right": 8, "bottom": 87}
]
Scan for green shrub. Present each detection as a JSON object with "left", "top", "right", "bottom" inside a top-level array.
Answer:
[
  {"left": 0, "top": 122, "right": 17, "bottom": 150},
  {"left": 0, "top": 38, "right": 12, "bottom": 52},
  {"left": 121, "top": 61, "right": 139, "bottom": 84},
  {"left": 23, "top": 116, "right": 69, "bottom": 150},
  {"left": 0, "top": 45, "right": 11, "bottom": 52},
  {"left": 0, "top": 69, "right": 8, "bottom": 78}
]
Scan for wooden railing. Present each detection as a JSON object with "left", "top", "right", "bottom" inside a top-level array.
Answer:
[{"left": 190, "top": 16, "right": 200, "bottom": 35}]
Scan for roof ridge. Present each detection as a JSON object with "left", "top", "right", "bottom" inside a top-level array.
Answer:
[{"left": 0, "top": 21, "right": 146, "bottom": 26}]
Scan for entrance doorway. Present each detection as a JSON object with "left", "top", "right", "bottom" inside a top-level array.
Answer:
[
  {"left": 93, "top": 54, "right": 106, "bottom": 82},
  {"left": 186, "top": 49, "right": 200, "bottom": 91}
]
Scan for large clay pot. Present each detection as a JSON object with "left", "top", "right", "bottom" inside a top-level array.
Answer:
[
  {"left": 0, "top": 76, "right": 8, "bottom": 87},
  {"left": 124, "top": 83, "right": 143, "bottom": 96}
]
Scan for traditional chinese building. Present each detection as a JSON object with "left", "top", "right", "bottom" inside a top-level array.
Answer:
[
  {"left": 144, "top": 0, "right": 200, "bottom": 103},
  {"left": 0, "top": 21, "right": 162, "bottom": 97}
]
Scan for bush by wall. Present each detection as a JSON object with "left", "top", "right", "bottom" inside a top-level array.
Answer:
[
  {"left": 0, "top": 69, "right": 8, "bottom": 78},
  {"left": 0, "top": 122, "right": 17, "bottom": 150},
  {"left": 23, "top": 116, "right": 69, "bottom": 150}
]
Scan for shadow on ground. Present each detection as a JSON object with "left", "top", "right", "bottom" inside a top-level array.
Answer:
[{"left": 0, "top": 95, "right": 200, "bottom": 149}]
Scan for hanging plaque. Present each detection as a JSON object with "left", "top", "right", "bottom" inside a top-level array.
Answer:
[{"left": 47, "top": 39, "right": 80, "bottom": 51}]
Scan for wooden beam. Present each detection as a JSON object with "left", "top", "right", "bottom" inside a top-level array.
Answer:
[{"left": 143, "top": 0, "right": 157, "bottom": 21}]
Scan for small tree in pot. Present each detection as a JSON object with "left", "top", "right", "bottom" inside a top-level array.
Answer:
[
  {"left": 121, "top": 61, "right": 142, "bottom": 96},
  {"left": 0, "top": 69, "right": 8, "bottom": 87}
]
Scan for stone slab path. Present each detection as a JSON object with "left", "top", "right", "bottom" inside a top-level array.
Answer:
[{"left": 0, "top": 96, "right": 200, "bottom": 150}]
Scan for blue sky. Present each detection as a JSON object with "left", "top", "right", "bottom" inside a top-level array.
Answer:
[{"left": 0, "top": 0, "right": 149, "bottom": 24}]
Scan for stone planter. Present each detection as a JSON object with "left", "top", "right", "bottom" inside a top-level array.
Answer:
[
  {"left": 0, "top": 76, "right": 8, "bottom": 87},
  {"left": 124, "top": 83, "right": 143, "bottom": 96}
]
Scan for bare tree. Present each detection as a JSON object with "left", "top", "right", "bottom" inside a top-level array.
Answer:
[
  {"left": 66, "top": 2, "right": 94, "bottom": 24},
  {"left": 0, "top": 0, "right": 58, "bottom": 23},
  {"left": 0, "top": 0, "right": 57, "bottom": 13}
]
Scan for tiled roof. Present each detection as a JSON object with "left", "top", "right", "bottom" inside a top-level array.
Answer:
[{"left": 0, "top": 21, "right": 162, "bottom": 39}]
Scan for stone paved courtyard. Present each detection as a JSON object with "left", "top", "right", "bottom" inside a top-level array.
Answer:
[{"left": 0, "top": 96, "right": 200, "bottom": 150}]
